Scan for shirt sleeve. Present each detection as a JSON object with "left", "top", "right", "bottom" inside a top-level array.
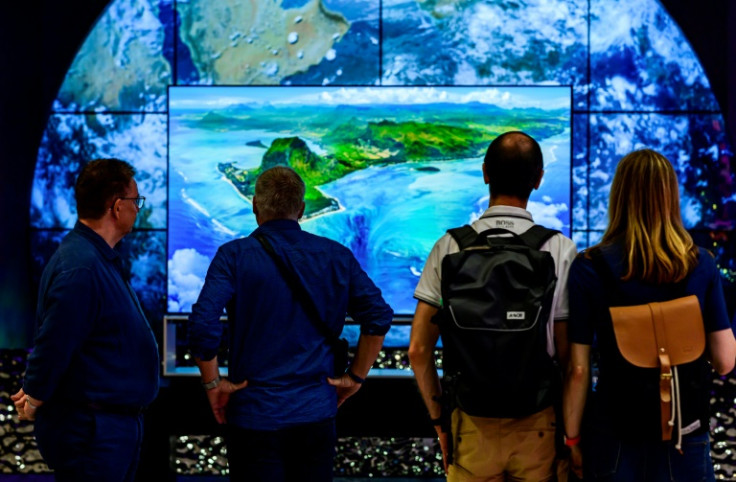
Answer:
[
  {"left": 413, "top": 234, "right": 455, "bottom": 308},
  {"left": 550, "top": 235, "right": 578, "bottom": 321},
  {"left": 188, "top": 246, "right": 236, "bottom": 360},
  {"left": 23, "top": 267, "right": 99, "bottom": 401},
  {"left": 701, "top": 250, "right": 731, "bottom": 333},
  {"left": 347, "top": 255, "right": 393, "bottom": 336},
  {"left": 567, "top": 254, "right": 598, "bottom": 345}
]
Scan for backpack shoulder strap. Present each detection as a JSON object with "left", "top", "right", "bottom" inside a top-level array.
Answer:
[
  {"left": 447, "top": 225, "right": 478, "bottom": 250},
  {"left": 519, "top": 224, "right": 560, "bottom": 249}
]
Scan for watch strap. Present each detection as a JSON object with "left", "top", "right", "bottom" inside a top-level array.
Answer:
[{"left": 202, "top": 376, "right": 221, "bottom": 390}]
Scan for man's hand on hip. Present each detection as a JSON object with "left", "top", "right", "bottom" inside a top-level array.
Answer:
[
  {"left": 326, "top": 374, "right": 362, "bottom": 407},
  {"left": 205, "top": 378, "right": 248, "bottom": 424},
  {"left": 11, "top": 388, "right": 42, "bottom": 422}
]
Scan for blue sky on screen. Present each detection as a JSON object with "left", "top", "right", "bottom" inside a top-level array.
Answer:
[{"left": 169, "top": 85, "right": 570, "bottom": 110}]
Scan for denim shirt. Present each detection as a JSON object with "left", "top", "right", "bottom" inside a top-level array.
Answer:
[
  {"left": 24, "top": 222, "right": 159, "bottom": 408},
  {"left": 189, "top": 219, "right": 393, "bottom": 430}
]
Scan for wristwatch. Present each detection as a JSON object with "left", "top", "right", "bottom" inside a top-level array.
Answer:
[
  {"left": 202, "top": 375, "right": 221, "bottom": 390},
  {"left": 25, "top": 395, "right": 39, "bottom": 410}
]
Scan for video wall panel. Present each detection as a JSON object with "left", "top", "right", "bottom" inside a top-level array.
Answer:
[
  {"left": 571, "top": 113, "right": 589, "bottom": 231},
  {"left": 167, "top": 85, "right": 571, "bottom": 314},
  {"left": 54, "top": 0, "right": 174, "bottom": 113},
  {"left": 587, "top": 113, "right": 734, "bottom": 230},
  {"left": 176, "top": 0, "right": 380, "bottom": 86},
  {"left": 381, "top": 0, "right": 589, "bottom": 108},
  {"left": 31, "top": 114, "right": 168, "bottom": 229},
  {"left": 589, "top": 0, "right": 719, "bottom": 112}
]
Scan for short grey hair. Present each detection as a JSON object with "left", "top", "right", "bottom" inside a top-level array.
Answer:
[{"left": 254, "top": 166, "right": 305, "bottom": 220}]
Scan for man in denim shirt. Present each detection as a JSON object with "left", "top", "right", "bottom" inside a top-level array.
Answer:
[
  {"left": 12, "top": 158, "right": 159, "bottom": 481},
  {"left": 188, "top": 166, "right": 393, "bottom": 481}
]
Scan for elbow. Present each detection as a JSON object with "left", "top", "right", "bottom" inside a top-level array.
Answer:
[
  {"left": 713, "top": 359, "right": 735, "bottom": 376},
  {"left": 408, "top": 342, "right": 432, "bottom": 367},
  {"left": 566, "top": 362, "right": 589, "bottom": 384},
  {"left": 707, "top": 330, "right": 736, "bottom": 376}
]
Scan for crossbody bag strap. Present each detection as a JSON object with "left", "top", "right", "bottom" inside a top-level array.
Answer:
[{"left": 255, "top": 233, "right": 341, "bottom": 347}]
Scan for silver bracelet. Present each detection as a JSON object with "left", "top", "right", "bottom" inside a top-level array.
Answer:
[
  {"left": 202, "top": 375, "right": 221, "bottom": 390},
  {"left": 25, "top": 395, "right": 39, "bottom": 410}
]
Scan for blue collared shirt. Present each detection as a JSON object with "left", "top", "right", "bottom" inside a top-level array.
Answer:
[
  {"left": 24, "top": 222, "right": 159, "bottom": 407},
  {"left": 188, "top": 219, "right": 393, "bottom": 430}
]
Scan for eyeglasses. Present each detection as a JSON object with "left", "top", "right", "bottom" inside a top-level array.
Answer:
[{"left": 117, "top": 196, "right": 146, "bottom": 209}]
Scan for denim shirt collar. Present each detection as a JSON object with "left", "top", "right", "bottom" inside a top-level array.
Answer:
[
  {"left": 73, "top": 221, "right": 120, "bottom": 262},
  {"left": 255, "top": 219, "right": 302, "bottom": 233}
]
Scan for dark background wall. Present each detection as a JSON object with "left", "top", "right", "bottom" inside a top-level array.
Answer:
[{"left": 1, "top": 0, "right": 735, "bottom": 347}]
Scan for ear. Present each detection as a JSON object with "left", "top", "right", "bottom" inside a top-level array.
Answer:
[
  {"left": 482, "top": 163, "right": 490, "bottom": 185},
  {"left": 297, "top": 202, "right": 306, "bottom": 220},
  {"left": 252, "top": 196, "right": 259, "bottom": 216},
  {"left": 533, "top": 169, "right": 544, "bottom": 190},
  {"left": 110, "top": 198, "right": 122, "bottom": 219}
]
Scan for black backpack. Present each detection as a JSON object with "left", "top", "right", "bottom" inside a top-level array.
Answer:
[{"left": 435, "top": 224, "right": 559, "bottom": 418}]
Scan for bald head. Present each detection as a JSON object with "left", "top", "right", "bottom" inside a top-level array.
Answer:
[{"left": 483, "top": 131, "right": 543, "bottom": 201}]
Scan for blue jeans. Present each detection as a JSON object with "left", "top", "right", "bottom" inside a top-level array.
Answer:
[
  {"left": 583, "top": 429, "right": 715, "bottom": 482},
  {"left": 225, "top": 418, "right": 336, "bottom": 481},
  {"left": 34, "top": 403, "right": 144, "bottom": 482}
]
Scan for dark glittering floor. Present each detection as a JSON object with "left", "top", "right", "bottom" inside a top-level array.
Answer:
[
  {"left": 0, "top": 475, "right": 443, "bottom": 480},
  {"left": 3, "top": 349, "right": 735, "bottom": 479}
]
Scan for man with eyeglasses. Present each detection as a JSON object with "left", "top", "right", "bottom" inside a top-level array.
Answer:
[{"left": 12, "top": 158, "right": 159, "bottom": 481}]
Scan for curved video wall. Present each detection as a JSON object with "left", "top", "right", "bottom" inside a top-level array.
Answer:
[{"left": 28, "top": 0, "right": 735, "bottom": 346}]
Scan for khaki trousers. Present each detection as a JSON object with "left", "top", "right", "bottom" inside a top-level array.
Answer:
[{"left": 447, "top": 406, "right": 557, "bottom": 482}]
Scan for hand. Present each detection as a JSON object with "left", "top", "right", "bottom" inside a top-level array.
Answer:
[
  {"left": 435, "top": 425, "right": 450, "bottom": 473},
  {"left": 570, "top": 444, "right": 583, "bottom": 480},
  {"left": 326, "top": 373, "right": 362, "bottom": 407},
  {"left": 205, "top": 378, "right": 248, "bottom": 424},
  {"left": 11, "top": 388, "right": 39, "bottom": 422}
]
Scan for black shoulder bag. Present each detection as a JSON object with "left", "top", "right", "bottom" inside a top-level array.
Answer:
[{"left": 255, "top": 233, "right": 350, "bottom": 376}]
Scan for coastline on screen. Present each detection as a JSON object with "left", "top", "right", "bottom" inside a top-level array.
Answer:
[{"left": 167, "top": 85, "right": 572, "bottom": 318}]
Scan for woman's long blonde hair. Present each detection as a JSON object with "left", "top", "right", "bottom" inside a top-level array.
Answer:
[{"left": 598, "top": 149, "right": 698, "bottom": 283}]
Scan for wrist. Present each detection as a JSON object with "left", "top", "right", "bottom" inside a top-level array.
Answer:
[
  {"left": 25, "top": 396, "right": 39, "bottom": 410},
  {"left": 202, "top": 375, "right": 221, "bottom": 390},
  {"left": 346, "top": 369, "right": 365, "bottom": 384},
  {"left": 564, "top": 433, "right": 581, "bottom": 447}
]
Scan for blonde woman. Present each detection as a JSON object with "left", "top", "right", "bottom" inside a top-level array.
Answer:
[{"left": 563, "top": 149, "right": 736, "bottom": 481}]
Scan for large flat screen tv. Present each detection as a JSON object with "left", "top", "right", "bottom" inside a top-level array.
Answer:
[{"left": 167, "top": 85, "right": 572, "bottom": 315}]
